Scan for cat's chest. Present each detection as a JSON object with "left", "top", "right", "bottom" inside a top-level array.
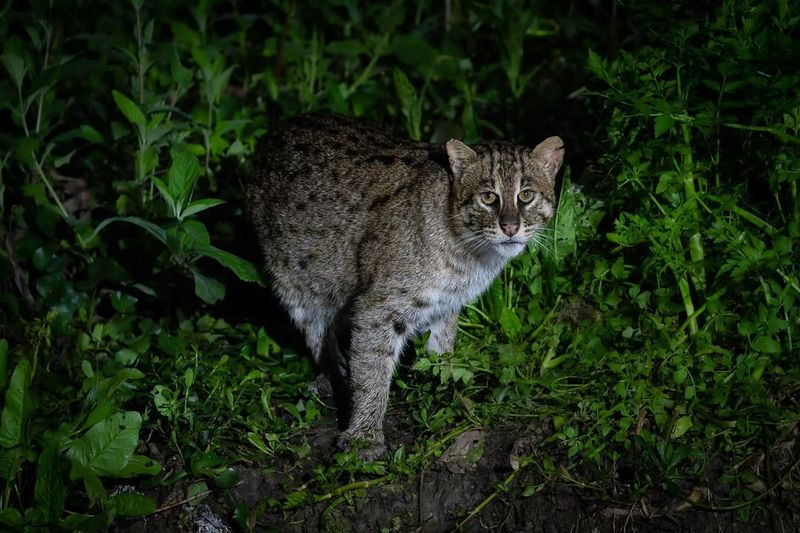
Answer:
[{"left": 413, "top": 262, "right": 499, "bottom": 325}]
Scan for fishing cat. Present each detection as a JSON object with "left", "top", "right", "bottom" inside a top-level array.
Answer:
[{"left": 246, "top": 114, "right": 564, "bottom": 459}]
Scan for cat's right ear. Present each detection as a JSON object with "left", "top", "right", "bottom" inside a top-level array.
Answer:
[{"left": 446, "top": 139, "right": 477, "bottom": 178}]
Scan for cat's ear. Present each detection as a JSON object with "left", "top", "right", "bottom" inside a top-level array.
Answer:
[
  {"left": 446, "top": 139, "right": 477, "bottom": 177},
  {"left": 532, "top": 136, "right": 565, "bottom": 180}
]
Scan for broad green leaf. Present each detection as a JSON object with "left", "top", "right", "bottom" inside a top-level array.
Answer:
[
  {"left": 671, "top": 416, "right": 693, "bottom": 438},
  {"left": 0, "top": 359, "right": 31, "bottom": 448},
  {"left": 180, "top": 198, "right": 225, "bottom": 219},
  {"left": 214, "top": 467, "right": 239, "bottom": 489},
  {"left": 187, "top": 480, "right": 210, "bottom": 505},
  {"left": 751, "top": 336, "right": 780, "bottom": 353},
  {"left": 111, "top": 90, "right": 146, "bottom": 127},
  {"left": 81, "top": 401, "right": 115, "bottom": 431},
  {"left": 65, "top": 411, "right": 141, "bottom": 476},
  {"left": 167, "top": 149, "right": 200, "bottom": 201},
  {"left": 110, "top": 492, "right": 157, "bottom": 517},
  {"left": 34, "top": 444, "right": 67, "bottom": 522},
  {"left": 499, "top": 308, "right": 523, "bottom": 339},
  {"left": 170, "top": 20, "right": 200, "bottom": 47},
  {"left": 117, "top": 454, "right": 161, "bottom": 477},
  {"left": 96, "top": 368, "right": 145, "bottom": 403},
  {"left": 78, "top": 125, "right": 104, "bottom": 143},
  {"left": 88, "top": 216, "right": 167, "bottom": 245},
  {"left": 192, "top": 269, "right": 225, "bottom": 304},
  {"left": 195, "top": 244, "right": 263, "bottom": 284},
  {"left": 2, "top": 52, "right": 28, "bottom": 89},
  {"left": 82, "top": 471, "right": 107, "bottom": 504},
  {"left": 391, "top": 34, "right": 437, "bottom": 76},
  {"left": 654, "top": 114, "right": 674, "bottom": 138},
  {"left": 207, "top": 66, "right": 234, "bottom": 104},
  {"left": 180, "top": 219, "right": 211, "bottom": 247},
  {"left": 0, "top": 509, "right": 24, "bottom": 528},
  {"left": 0, "top": 446, "right": 27, "bottom": 481}
]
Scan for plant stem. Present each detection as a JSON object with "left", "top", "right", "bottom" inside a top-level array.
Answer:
[
  {"left": 348, "top": 33, "right": 389, "bottom": 96},
  {"left": 33, "top": 156, "right": 71, "bottom": 222},
  {"left": 35, "top": 21, "right": 52, "bottom": 134}
]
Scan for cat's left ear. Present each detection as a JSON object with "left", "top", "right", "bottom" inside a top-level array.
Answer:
[
  {"left": 446, "top": 139, "right": 477, "bottom": 178},
  {"left": 532, "top": 136, "right": 565, "bottom": 180}
]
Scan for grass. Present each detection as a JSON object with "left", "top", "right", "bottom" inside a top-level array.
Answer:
[{"left": 0, "top": 0, "right": 798, "bottom": 530}]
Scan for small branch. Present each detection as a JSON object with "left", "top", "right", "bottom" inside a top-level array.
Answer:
[{"left": 153, "top": 489, "right": 213, "bottom": 515}]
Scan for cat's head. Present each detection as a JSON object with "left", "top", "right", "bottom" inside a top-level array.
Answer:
[{"left": 446, "top": 136, "right": 564, "bottom": 259}]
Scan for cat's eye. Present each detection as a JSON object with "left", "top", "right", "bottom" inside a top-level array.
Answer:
[
  {"left": 479, "top": 191, "right": 498, "bottom": 205},
  {"left": 518, "top": 190, "right": 535, "bottom": 203}
]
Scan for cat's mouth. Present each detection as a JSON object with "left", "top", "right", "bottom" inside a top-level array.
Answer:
[{"left": 497, "top": 238, "right": 525, "bottom": 246}]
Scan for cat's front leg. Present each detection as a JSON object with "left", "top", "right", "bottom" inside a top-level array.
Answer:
[
  {"left": 426, "top": 312, "right": 459, "bottom": 354},
  {"left": 337, "top": 310, "right": 407, "bottom": 460}
]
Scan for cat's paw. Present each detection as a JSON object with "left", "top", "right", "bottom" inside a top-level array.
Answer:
[{"left": 336, "top": 430, "right": 386, "bottom": 461}]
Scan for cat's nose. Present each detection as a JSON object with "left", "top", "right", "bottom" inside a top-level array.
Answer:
[{"left": 501, "top": 222, "right": 519, "bottom": 237}]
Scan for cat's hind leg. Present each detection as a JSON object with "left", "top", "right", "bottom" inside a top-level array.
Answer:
[{"left": 286, "top": 302, "right": 332, "bottom": 362}]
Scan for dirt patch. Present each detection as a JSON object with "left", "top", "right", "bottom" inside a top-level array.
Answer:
[{"left": 115, "top": 418, "right": 798, "bottom": 532}]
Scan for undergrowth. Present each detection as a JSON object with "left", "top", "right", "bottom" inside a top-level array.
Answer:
[{"left": 0, "top": 0, "right": 797, "bottom": 530}]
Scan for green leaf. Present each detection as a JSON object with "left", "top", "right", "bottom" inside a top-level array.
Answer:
[
  {"left": 180, "top": 198, "right": 225, "bottom": 219},
  {"left": 78, "top": 125, "right": 104, "bottom": 143},
  {"left": 671, "top": 416, "right": 693, "bottom": 438},
  {"left": 654, "top": 114, "right": 674, "bottom": 138},
  {"left": 152, "top": 177, "right": 177, "bottom": 216},
  {"left": 0, "top": 509, "right": 24, "bottom": 528},
  {"left": 110, "top": 492, "right": 157, "bottom": 517},
  {"left": 167, "top": 149, "right": 200, "bottom": 202},
  {"left": 65, "top": 411, "right": 141, "bottom": 476},
  {"left": 88, "top": 216, "right": 167, "bottom": 245},
  {"left": 2, "top": 52, "right": 28, "bottom": 89},
  {"left": 586, "top": 49, "right": 605, "bottom": 79},
  {"left": 751, "top": 336, "right": 780, "bottom": 353},
  {"left": 170, "top": 21, "right": 200, "bottom": 47},
  {"left": 81, "top": 401, "right": 116, "bottom": 431},
  {"left": 187, "top": 480, "right": 209, "bottom": 505},
  {"left": 214, "top": 467, "right": 239, "bottom": 489},
  {"left": 34, "top": 444, "right": 67, "bottom": 522},
  {"left": 192, "top": 269, "right": 225, "bottom": 304},
  {"left": 327, "top": 39, "right": 366, "bottom": 56},
  {"left": 0, "top": 446, "right": 27, "bottom": 481},
  {"left": 393, "top": 67, "right": 420, "bottom": 140},
  {"left": 117, "top": 454, "right": 161, "bottom": 477},
  {"left": 499, "top": 307, "right": 523, "bottom": 339},
  {"left": 0, "top": 359, "right": 31, "bottom": 448},
  {"left": 181, "top": 219, "right": 211, "bottom": 247},
  {"left": 195, "top": 244, "right": 263, "bottom": 284},
  {"left": 207, "top": 66, "right": 234, "bottom": 105},
  {"left": 111, "top": 90, "right": 146, "bottom": 127},
  {"left": 82, "top": 471, "right": 107, "bottom": 504}
]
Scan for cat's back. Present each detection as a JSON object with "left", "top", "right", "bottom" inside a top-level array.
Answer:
[
  {"left": 251, "top": 113, "right": 420, "bottom": 183},
  {"left": 247, "top": 113, "right": 449, "bottom": 229}
]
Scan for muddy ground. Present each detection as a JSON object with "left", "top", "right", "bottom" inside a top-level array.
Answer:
[{"left": 115, "top": 413, "right": 798, "bottom": 533}]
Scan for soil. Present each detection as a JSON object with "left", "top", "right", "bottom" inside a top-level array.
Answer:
[{"left": 114, "top": 415, "right": 799, "bottom": 533}]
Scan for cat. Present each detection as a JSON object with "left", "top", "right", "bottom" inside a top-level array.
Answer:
[{"left": 245, "top": 113, "right": 564, "bottom": 459}]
